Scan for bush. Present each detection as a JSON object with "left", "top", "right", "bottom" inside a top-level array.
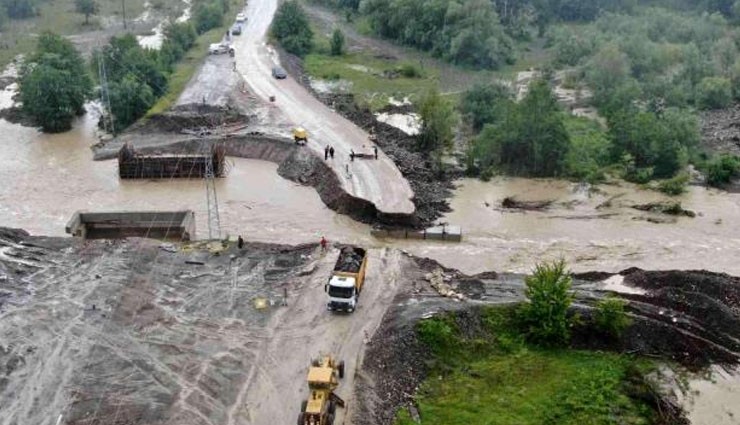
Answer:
[
  {"left": 193, "top": 1, "right": 223, "bottom": 34},
  {"left": 330, "top": 28, "right": 345, "bottom": 56},
  {"left": 418, "top": 88, "right": 457, "bottom": 154},
  {"left": 417, "top": 317, "right": 458, "bottom": 357},
  {"left": 705, "top": 154, "right": 740, "bottom": 187},
  {"left": 594, "top": 297, "right": 632, "bottom": 338},
  {"left": 697, "top": 77, "right": 733, "bottom": 109},
  {"left": 397, "top": 63, "right": 422, "bottom": 78},
  {"left": 518, "top": 260, "right": 574, "bottom": 346},
  {"left": 657, "top": 173, "right": 689, "bottom": 195}
]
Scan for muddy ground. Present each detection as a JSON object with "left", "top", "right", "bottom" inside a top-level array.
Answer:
[{"left": 0, "top": 227, "right": 413, "bottom": 425}]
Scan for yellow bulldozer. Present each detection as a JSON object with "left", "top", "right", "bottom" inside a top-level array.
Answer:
[{"left": 298, "top": 355, "right": 346, "bottom": 425}]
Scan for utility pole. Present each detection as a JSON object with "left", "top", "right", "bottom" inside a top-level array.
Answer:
[
  {"left": 122, "top": 0, "right": 127, "bottom": 30},
  {"left": 97, "top": 54, "right": 115, "bottom": 135},
  {"left": 205, "top": 146, "right": 221, "bottom": 240}
]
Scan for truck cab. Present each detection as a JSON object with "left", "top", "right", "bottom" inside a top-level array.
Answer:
[{"left": 326, "top": 275, "right": 358, "bottom": 312}]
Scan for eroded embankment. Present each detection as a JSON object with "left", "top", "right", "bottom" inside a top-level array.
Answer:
[
  {"left": 96, "top": 128, "right": 418, "bottom": 227},
  {"left": 353, "top": 259, "right": 740, "bottom": 425}
]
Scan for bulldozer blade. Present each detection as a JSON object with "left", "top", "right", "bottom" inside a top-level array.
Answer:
[{"left": 330, "top": 392, "right": 346, "bottom": 408}]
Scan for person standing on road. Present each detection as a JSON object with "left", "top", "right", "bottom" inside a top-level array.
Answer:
[
  {"left": 237, "top": 235, "right": 244, "bottom": 249},
  {"left": 329, "top": 146, "right": 335, "bottom": 159},
  {"left": 350, "top": 149, "right": 355, "bottom": 161},
  {"left": 325, "top": 145, "right": 329, "bottom": 160},
  {"left": 374, "top": 146, "right": 378, "bottom": 159},
  {"left": 320, "top": 236, "right": 328, "bottom": 252}
]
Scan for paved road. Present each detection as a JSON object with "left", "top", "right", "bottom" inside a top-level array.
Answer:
[{"left": 230, "top": 0, "right": 416, "bottom": 216}]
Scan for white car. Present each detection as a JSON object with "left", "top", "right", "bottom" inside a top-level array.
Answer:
[
  {"left": 209, "top": 43, "right": 233, "bottom": 55},
  {"left": 236, "top": 13, "right": 247, "bottom": 23}
]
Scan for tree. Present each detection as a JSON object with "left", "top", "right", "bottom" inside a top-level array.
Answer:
[
  {"left": 330, "top": 28, "right": 345, "bottom": 56},
  {"left": 193, "top": 1, "right": 223, "bottom": 34},
  {"left": 473, "top": 80, "right": 570, "bottom": 177},
  {"left": 74, "top": 0, "right": 98, "bottom": 24},
  {"left": 518, "top": 260, "right": 574, "bottom": 346},
  {"left": 697, "top": 76, "right": 733, "bottom": 109},
  {"left": 417, "top": 88, "right": 457, "bottom": 154},
  {"left": 108, "top": 73, "right": 155, "bottom": 129},
  {"left": 586, "top": 43, "right": 630, "bottom": 98},
  {"left": 460, "top": 82, "right": 512, "bottom": 131},
  {"left": 20, "top": 32, "right": 92, "bottom": 132},
  {"left": 272, "top": 1, "right": 313, "bottom": 56}
]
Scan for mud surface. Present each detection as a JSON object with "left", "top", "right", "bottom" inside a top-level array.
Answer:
[{"left": 0, "top": 227, "right": 413, "bottom": 425}]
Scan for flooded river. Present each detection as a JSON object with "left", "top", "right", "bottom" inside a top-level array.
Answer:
[
  {"left": 398, "top": 178, "right": 740, "bottom": 275},
  {"left": 3, "top": 105, "right": 740, "bottom": 277}
]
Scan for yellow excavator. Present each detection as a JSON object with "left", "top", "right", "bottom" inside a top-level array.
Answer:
[
  {"left": 298, "top": 355, "right": 346, "bottom": 425},
  {"left": 293, "top": 127, "right": 308, "bottom": 146}
]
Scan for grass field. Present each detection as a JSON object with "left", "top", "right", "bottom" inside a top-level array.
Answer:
[
  {"left": 395, "top": 308, "right": 658, "bottom": 425},
  {"left": 0, "top": 0, "right": 177, "bottom": 69}
]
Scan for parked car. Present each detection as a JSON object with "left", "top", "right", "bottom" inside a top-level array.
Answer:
[
  {"left": 272, "top": 66, "right": 287, "bottom": 79},
  {"left": 209, "top": 43, "right": 233, "bottom": 55},
  {"left": 236, "top": 13, "right": 247, "bottom": 23},
  {"left": 231, "top": 24, "right": 242, "bottom": 35}
]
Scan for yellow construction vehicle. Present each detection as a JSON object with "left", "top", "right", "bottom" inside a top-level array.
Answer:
[
  {"left": 293, "top": 127, "right": 308, "bottom": 146},
  {"left": 298, "top": 355, "right": 346, "bottom": 425}
]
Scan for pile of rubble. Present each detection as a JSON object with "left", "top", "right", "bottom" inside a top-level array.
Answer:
[
  {"left": 335, "top": 247, "right": 364, "bottom": 273},
  {"left": 424, "top": 268, "right": 465, "bottom": 301}
]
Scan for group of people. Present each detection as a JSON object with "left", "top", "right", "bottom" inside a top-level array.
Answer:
[{"left": 324, "top": 145, "right": 336, "bottom": 160}]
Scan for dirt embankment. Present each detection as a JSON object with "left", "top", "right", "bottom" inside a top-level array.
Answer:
[
  {"left": 278, "top": 49, "right": 457, "bottom": 226},
  {"left": 701, "top": 106, "right": 740, "bottom": 156},
  {"left": 353, "top": 259, "right": 740, "bottom": 425}
]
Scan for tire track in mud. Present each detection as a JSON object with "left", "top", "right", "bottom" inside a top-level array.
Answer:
[{"left": 230, "top": 247, "right": 403, "bottom": 425}]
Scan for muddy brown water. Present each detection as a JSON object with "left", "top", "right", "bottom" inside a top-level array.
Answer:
[{"left": 3, "top": 104, "right": 740, "bottom": 425}]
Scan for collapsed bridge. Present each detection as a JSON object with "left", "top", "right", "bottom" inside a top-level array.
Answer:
[{"left": 118, "top": 142, "right": 225, "bottom": 179}]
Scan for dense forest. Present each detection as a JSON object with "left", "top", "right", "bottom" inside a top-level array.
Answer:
[{"left": 304, "top": 0, "right": 740, "bottom": 189}]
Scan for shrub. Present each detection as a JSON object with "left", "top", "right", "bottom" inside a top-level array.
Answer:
[
  {"left": 418, "top": 317, "right": 458, "bottom": 357},
  {"left": 705, "top": 154, "right": 740, "bottom": 187},
  {"left": 518, "top": 260, "right": 574, "bottom": 346},
  {"left": 398, "top": 63, "right": 422, "bottom": 78},
  {"left": 657, "top": 173, "right": 689, "bottom": 195},
  {"left": 594, "top": 297, "right": 632, "bottom": 338},
  {"left": 330, "top": 28, "right": 345, "bottom": 56},
  {"left": 697, "top": 76, "right": 733, "bottom": 109}
]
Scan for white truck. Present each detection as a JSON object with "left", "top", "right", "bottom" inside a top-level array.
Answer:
[{"left": 325, "top": 247, "right": 368, "bottom": 313}]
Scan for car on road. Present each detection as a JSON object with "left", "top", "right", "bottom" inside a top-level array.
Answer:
[
  {"left": 236, "top": 13, "right": 247, "bottom": 23},
  {"left": 231, "top": 24, "right": 242, "bottom": 35},
  {"left": 272, "top": 66, "right": 287, "bottom": 79},
  {"left": 209, "top": 43, "right": 234, "bottom": 55}
]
